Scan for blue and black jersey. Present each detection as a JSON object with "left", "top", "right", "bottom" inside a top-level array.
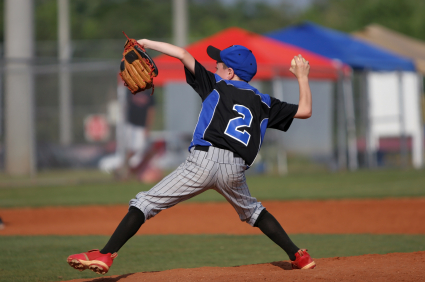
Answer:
[{"left": 185, "top": 60, "right": 298, "bottom": 166}]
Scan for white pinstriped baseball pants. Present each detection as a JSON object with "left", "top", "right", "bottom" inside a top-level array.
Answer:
[{"left": 129, "top": 146, "right": 265, "bottom": 226}]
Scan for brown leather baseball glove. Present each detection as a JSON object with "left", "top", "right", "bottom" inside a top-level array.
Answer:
[{"left": 119, "top": 32, "right": 158, "bottom": 95}]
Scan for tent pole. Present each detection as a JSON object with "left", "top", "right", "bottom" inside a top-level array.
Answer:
[
  {"left": 343, "top": 68, "right": 358, "bottom": 170},
  {"left": 58, "top": 0, "right": 73, "bottom": 146},
  {"left": 414, "top": 73, "right": 424, "bottom": 168},
  {"left": 397, "top": 71, "right": 408, "bottom": 168},
  {"left": 5, "top": 0, "right": 36, "bottom": 176},
  {"left": 173, "top": 0, "right": 188, "bottom": 47},
  {"left": 272, "top": 77, "right": 288, "bottom": 175},
  {"left": 362, "top": 70, "right": 375, "bottom": 168},
  {"left": 337, "top": 68, "right": 347, "bottom": 170},
  {"left": 116, "top": 79, "right": 127, "bottom": 168}
]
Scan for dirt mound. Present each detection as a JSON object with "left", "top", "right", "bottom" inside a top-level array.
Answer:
[
  {"left": 1, "top": 198, "right": 425, "bottom": 235},
  {"left": 64, "top": 251, "right": 425, "bottom": 282}
]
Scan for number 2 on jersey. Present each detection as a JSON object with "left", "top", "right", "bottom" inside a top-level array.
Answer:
[{"left": 224, "top": 104, "right": 253, "bottom": 146}]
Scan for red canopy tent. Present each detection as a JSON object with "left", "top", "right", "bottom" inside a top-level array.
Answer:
[{"left": 153, "top": 27, "right": 343, "bottom": 86}]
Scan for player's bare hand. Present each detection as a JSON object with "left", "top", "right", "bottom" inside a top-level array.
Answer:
[{"left": 289, "top": 54, "right": 310, "bottom": 79}]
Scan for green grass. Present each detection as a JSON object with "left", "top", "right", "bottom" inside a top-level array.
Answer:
[
  {"left": 0, "top": 234, "right": 424, "bottom": 282},
  {"left": 0, "top": 169, "right": 111, "bottom": 185},
  {"left": 0, "top": 169, "right": 424, "bottom": 208}
]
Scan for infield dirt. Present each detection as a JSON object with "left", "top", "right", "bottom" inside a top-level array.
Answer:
[{"left": 1, "top": 198, "right": 424, "bottom": 235}]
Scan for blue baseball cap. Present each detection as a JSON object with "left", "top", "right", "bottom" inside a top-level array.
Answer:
[{"left": 207, "top": 45, "right": 257, "bottom": 82}]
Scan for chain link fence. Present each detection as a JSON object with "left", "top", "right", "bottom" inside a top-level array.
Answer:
[
  {"left": 4, "top": 39, "right": 403, "bottom": 175},
  {"left": 0, "top": 39, "right": 167, "bottom": 172}
]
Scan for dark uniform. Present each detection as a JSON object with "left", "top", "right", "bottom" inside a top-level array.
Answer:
[
  {"left": 129, "top": 60, "right": 298, "bottom": 226},
  {"left": 187, "top": 60, "right": 298, "bottom": 166},
  {"left": 67, "top": 45, "right": 316, "bottom": 275}
]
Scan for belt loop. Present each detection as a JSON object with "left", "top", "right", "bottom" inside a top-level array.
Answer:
[{"left": 194, "top": 145, "right": 209, "bottom": 152}]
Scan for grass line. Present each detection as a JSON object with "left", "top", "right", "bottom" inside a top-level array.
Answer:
[{"left": 1, "top": 169, "right": 425, "bottom": 208}]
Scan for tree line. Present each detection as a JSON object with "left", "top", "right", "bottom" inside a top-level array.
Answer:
[{"left": 0, "top": 0, "right": 424, "bottom": 44}]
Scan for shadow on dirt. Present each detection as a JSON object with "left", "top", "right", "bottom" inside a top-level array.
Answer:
[
  {"left": 270, "top": 261, "right": 293, "bottom": 270},
  {"left": 82, "top": 273, "right": 135, "bottom": 282}
]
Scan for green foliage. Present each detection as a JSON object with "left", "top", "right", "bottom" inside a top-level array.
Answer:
[
  {"left": 66, "top": 0, "right": 295, "bottom": 42},
  {"left": 301, "top": 0, "right": 425, "bottom": 40},
  {"left": 1, "top": 0, "right": 424, "bottom": 51},
  {"left": 70, "top": 0, "right": 173, "bottom": 40},
  {"left": 0, "top": 1, "right": 3, "bottom": 43},
  {"left": 189, "top": 0, "right": 295, "bottom": 41},
  {"left": 1, "top": 169, "right": 425, "bottom": 208},
  {"left": 35, "top": 0, "right": 58, "bottom": 41},
  {"left": 1, "top": 0, "right": 425, "bottom": 44},
  {"left": 1, "top": 234, "right": 424, "bottom": 282}
]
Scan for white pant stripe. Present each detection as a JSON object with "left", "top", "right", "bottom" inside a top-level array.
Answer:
[{"left": 129, "top": 147, "right": 264, "bottom": 226}]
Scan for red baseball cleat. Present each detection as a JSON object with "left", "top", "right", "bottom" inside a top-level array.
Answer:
[
  {"left": 291, "top": 249, "right": 316, "bottom": 269},
  {"left": 67, "top": 249, "right": 118, "bottom": 275}
]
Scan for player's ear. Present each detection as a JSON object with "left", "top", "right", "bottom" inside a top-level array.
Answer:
[{"left": 228, "top": 67, "right": 235, "bottom": 79}]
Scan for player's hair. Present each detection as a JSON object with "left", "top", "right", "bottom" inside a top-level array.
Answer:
[
  {"left": 220, "top": 62, "right": 228, "bottom": 69},
  {"left": 219, "top": 62, "right": 247, "bottom": 82}
]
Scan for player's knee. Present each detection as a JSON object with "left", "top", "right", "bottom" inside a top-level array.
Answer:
[
  {"left": 129, "top": 206, "right": 146, "bottom": 224},
  {"left": 253, "top": 209, "right": 268, "bottom": 227}
]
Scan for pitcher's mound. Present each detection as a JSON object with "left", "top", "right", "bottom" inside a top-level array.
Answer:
[{"left": 65, "top": 251, "right": 425, "bottom": 282}]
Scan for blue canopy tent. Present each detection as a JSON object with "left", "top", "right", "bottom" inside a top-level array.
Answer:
[
  {"left": 266, "top": 22, "right": 420, "bottom": 170},
  {"left": 266, "top": 21, "right": 415, "bottom": 71}
]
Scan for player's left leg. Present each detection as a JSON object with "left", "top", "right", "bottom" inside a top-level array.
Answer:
[
  {"left": 253, "top": 209, "right": 299, "bottom": 260},
  {"left": 253, "top": 209, "right": 316, "bottom": 269},
  {"left": 217, "top": 169, "right": 299, "bottom": 261}
]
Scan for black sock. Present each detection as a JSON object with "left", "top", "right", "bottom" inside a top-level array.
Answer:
[
  {"left": 254, "top": 209, "right": 299, "bottom": 261},
  {"left": 100, "top": 206, "right": 145, "bottom": 254}
]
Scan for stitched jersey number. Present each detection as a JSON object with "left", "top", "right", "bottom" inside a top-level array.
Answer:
[{"left": 224, "top": 104, "right": 253, "bottom": 146}]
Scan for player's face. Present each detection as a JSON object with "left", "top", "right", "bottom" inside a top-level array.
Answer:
[{"left": 215, "top": 62, "right": 231, "bottom": 79}]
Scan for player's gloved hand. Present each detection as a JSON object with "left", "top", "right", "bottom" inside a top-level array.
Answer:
[{"left": 119, "top": 32, "right": 159, "bottom": 95}]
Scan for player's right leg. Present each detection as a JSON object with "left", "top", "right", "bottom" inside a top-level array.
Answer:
[
  {"left": 67, "top": 249, "right": 118, "bottom": 275},
  {"left": 128, "top": 148, "right": 218, "bottom": 221},
  {"left": 67, "top": 148, "right": 217, "bottom": 274},
  {"left": 67, "top": 206, "right": 143, "bottom": 275}
]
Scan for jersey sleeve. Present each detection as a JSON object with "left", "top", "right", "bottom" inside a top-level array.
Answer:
[
  {"left": 185, "top": 60, "right": 216, "bottom": 101},
  {"left": 267, "top": 96, "right": 299, "bottom": 131}
]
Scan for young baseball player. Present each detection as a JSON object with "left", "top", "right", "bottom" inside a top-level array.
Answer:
[{"left": 67, "top": 40, "right": 315, "bottom": 274}]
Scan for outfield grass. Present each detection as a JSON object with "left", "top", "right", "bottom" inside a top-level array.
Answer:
[
  {"left": 0, "top": 169, "right": 424, "bottom": 208},
  {"left": 0, "top": 234, "right": 424, "bottom": 282}
]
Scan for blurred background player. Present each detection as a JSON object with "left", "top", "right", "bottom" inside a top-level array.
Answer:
[{"left": 99, "top": 88, "right": 156, "bottom": 181}]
